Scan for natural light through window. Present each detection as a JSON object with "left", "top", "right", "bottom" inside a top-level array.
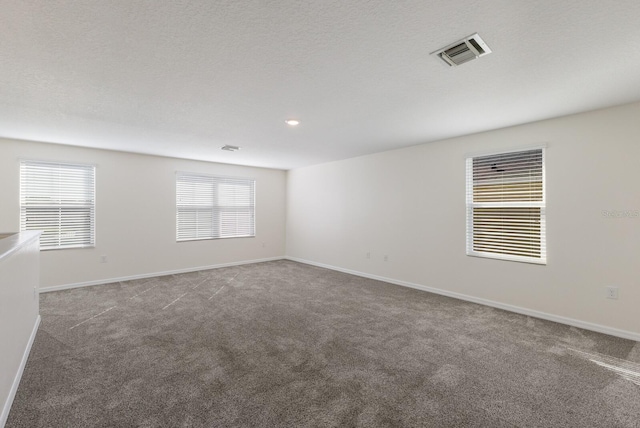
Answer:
[
  {"left": 176, "top": 172, "right": 255, "bottom": 241},
  {"left": 466, "top": 147, "right": 546, "bottom": 264},
  {"left": 20, "top": 160, "right": 96, "bottom": 250}
]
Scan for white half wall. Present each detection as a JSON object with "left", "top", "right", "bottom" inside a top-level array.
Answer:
[
  {"left": 0, "top": 139, "right": 287, "bottom": 288},
  {"left": 286, "top": 102, "right": 640, "bottom": 337},
  {"left": 0, "top": 232, "right": 40, "bottom": 427}
]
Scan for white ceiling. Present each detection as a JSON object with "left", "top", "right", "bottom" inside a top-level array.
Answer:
[{"left": 2, "top": 1, "right": 640, "bottom": 170}]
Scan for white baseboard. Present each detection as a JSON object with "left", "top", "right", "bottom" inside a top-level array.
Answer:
[
  {"left": 285, "top": 256, "right": 640, "bottom": 342},
  {"left": 40, "top": 257, "right": 285, "bottom": 293},
  {"left": 1, "top": 314, "right": 40, "bottom": 428}
]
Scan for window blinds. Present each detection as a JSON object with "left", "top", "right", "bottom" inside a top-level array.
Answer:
[
  {"left": 176, "top": 172, "right": 255, "bottom": 241},
  {"left": 20, "top": 160, "right": 96, "bottom": 250},
  {"left": 466, "top": 148, "right": 545, "bottom": 264}
]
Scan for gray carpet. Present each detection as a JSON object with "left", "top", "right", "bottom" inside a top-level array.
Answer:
[{"left": 6, "top": 260, "right": 640, "bottom": 427}]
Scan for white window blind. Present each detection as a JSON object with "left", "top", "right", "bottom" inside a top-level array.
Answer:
[
  {"left": 20, "top": 160, "right": 96, "bottom": 250},
  {"left": 466, "top": 148, "right": 546, "bottom": 264},
  {"left": 176, "top": 172, "right": 255, "bottom": 241}
]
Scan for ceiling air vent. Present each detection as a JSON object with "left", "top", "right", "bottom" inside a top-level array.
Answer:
[
  {"left": 432, "top": 33, "right": 492, "bottom": 67},
  {"left": 221, "top": 145, "right": 241, "bottom": 152}
]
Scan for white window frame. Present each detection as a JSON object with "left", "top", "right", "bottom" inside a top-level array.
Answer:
[
  {"left": 176, "top": 172, "right": 256, "bottom": 242},
  {"left": 20, "top": 160, "right": 96, "bottom": 251},
  {"left": 465, "top": 147, "right": 546, "bottom": 264}
]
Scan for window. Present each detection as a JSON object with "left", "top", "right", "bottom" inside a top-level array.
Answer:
[
  {"left": 466, "top": 148, "right": 546, "bottom": 264},
  {"left": 20, "top": 160, "right": 96, "bottom": 250},
  {"left": 176, "top": 172, "right": 255, "bottom": 241}
]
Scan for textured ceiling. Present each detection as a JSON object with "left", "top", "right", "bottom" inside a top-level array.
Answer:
[{"left": 2, "top": 0, "right": 640, "bottom": 170}]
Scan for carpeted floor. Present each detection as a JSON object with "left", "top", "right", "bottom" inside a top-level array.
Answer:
[{"left": 6, "top": 260, "right": 640, "bottom": 427}]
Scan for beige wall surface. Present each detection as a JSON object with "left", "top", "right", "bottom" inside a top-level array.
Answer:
[
  {"left": 0, "top": 139, "right": 287, "bottom": 288},
  {"left": 286, "top": 102, "right": 640, "bottom": 336}
]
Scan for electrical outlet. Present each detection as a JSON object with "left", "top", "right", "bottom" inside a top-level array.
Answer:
[
  {"left": 100, "top": 255, "right": 108, "bottom": 263},
  {"left": 605, "top": 286, "right": 619, "bottom": 299}
]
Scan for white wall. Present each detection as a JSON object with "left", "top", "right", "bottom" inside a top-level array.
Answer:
[
  {"left": 0, "top": 139, "right": 287, "bottom": 288},
  {"left": 287, "top": 102, "right": 640, "bottom": 337},
  {"left": 0, "top": 232, "right": 40, "bottom": 426}
]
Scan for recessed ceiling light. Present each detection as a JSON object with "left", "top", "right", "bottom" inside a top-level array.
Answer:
[{"left": 285, "top": 119, "right": 300, "bottom": 126}]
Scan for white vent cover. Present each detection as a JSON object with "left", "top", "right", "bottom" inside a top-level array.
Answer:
[
  {"left": 221, "top": 145, "right": 241, "bottom": 151},
  {"left": 432, "top": 33, "right": 492, "bottom": 66}
]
